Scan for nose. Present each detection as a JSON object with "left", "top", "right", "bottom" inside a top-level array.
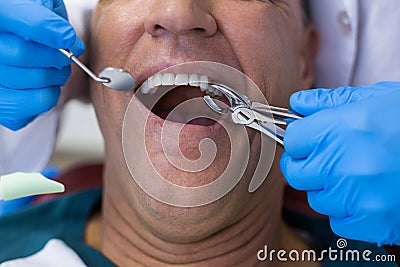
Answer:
[{"left": 145, "top": 0, "right": 217, "bottom": 37}]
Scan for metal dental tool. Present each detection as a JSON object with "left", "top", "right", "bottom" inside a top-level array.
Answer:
[
  {"left": 202, "top": 83, "right": 302, "bottom": 146},
  {"left": 58, "top": 49, "right": 136, "bottom": 91}
]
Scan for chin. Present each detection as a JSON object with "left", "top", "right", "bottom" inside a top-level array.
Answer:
[{"left": 134, "top": 176, "right": 253, "bottom": 243}]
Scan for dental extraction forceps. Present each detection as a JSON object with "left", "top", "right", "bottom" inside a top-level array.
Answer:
[{"left": 203, "top": 83, "right": 302, "bottom": 146}]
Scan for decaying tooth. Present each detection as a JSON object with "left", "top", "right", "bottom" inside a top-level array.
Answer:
[
  {"left": 189, "top": 74, "right": 199, "bottom": 87},
  {"left": 208, "top": 89, "right": 217, "bottom": 97},
  {"left": 162, "top": 73, "right": 175, "bottom": 86},
  {"left": 175, "top": 74, "right": 189, "bottom": 86},
  {"left": 214, "top": 89, "right": 223, "bottom": 97},
  {"left": 207, "top": 85, "right": 217, "bottom": 96}
]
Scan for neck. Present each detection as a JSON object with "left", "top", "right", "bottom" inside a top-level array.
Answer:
[
  {"left": 101, "top": 193, "right": 280, "bottom": 266},
  {"left": 98, "top": 186, "right": 283, "bottom": 266},
  {"left": 92, "top": 150, "right": 318, "bottom": 267}
]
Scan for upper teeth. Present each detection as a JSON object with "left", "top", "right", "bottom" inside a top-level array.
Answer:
[{"left": 138, "top": 73, "right": 223, "bottom": 97}]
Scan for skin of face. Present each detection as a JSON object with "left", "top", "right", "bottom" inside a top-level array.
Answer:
[{"left": 89, "top": 0, "right": 317, "bottom": 265}]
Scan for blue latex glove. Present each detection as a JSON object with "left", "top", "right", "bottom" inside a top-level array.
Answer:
[
  {"left": 0, "top": 0, "right": 85, "bottom": 130},
  {"left": 281, "top": 81, "right": 400, "bottom": 246}
]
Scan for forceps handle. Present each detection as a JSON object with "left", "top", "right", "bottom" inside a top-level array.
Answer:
[
  {"left": 242, "top": 117, "right": 285, "bottom": 146},
  {"left": 259, "top": 121, "right": 285, "bottom": 146},
  {"left": 58, "top": 49, "right": 110, "bottom": 84},
  {"left": 252, "top": 103, "right": 302, "bottom": 146},
  {"left": 251, "top": 102, "right": 302, "bottom": 121}
]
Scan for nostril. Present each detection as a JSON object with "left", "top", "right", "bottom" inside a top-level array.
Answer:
[
  {"left": 145, "top": 10, "right": 217, "bottom": 37},
  {"left": 148, "top": 24, "right": 167, "bottom": 36}
]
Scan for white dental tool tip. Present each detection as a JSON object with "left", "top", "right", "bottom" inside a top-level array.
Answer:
[{"left": 0, "top": 173, "right": 65, "bottom": 201}]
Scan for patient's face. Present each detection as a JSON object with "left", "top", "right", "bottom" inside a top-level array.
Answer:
[{"left": 90, "top": 0, "right": 314, "bottom": 242}]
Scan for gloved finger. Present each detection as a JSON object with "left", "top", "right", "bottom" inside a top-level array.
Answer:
[
  {"left": 280, "top": 152, "right": 325, "bottom": 190},
  {"left": 0, "top": 33, "right": 85, "bottom": 69},
  {"left": 307, "top": 190, "right": 347, "bottom": 218},
  {"left": 0, "top": 116, "right": 37, "bottom": 131},
  {"left": 290, "top": 82, "right": 400, "bottom": 116},
  {"left": 32, "top": 0, "right": 68, "bottom": 19},
  {"left": 283, "top": 109, "right": 334, "bottom": 159},
  {"left": 65, "top": 33, "right": 86, "bottom": 56},
  {"left": 0, "top": 1, "right": 76, "bottom": 49},
  {"left": 45, "top": 0, "right": 68, "bottom": 19},
  {"left": 0, "top": 65, "right": 71, "bottom": 89},
  {"left": 0, "top": 86, "right": 60, "bottom": 119}
]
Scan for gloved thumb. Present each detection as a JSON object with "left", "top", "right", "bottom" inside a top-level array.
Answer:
[{"left": 289, "top": 82, "right": 400, "bottom": 116}]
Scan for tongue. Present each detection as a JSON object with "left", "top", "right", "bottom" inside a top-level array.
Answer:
[
  {"left": 152, "top": 86, "right": 205, "bottom": 117},
  {"left": 152, "top": 86, "right": 217, "bottom": 126},
  {"left": 155, "top": 110, "right": 216, "bottom": 125},
  {"left": 188, "top": 118, "right": 216, "bottom": 126},
  {"left": 152, "top": 86, "right": 219, "bottom": 126}
]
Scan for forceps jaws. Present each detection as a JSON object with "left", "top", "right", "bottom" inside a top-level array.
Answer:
[
  {"left": 202, "top": 82, "right": 302, "bottom": 146},
  {"left": 205, "top": 83, "right": 302, "bottom": 122},
  {"left": 250, "top": 102, "right": 302, "bottom": 121}
]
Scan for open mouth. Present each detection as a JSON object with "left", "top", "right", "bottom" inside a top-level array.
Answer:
[{"left": 136, "top": 73, "right": 230, "bottom": 126}]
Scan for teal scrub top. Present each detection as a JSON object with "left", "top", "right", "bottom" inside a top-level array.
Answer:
[{"left": 0, "top": 189, "right": 115, "bottom": 267}]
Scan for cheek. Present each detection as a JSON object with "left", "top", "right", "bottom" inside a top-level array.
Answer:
[
  {"left": 90, "top": 82, "right": 131, "bottom": 146},
  {"left": 219, "top": 8, "right": 303, "bottom": 105},
  {"left": 91, "top": 6, "right": 143, "bottom": 142},
  {"left": 91, "top": 4, "right": 146, "bottom": 72}
]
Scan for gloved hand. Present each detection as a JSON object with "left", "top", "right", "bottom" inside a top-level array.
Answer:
[
  {"left": 281, "top": 81, "right": 400, "bottom": 246},
  {"left": 0, "top": 0, "right": 85, "bottom": 130}
]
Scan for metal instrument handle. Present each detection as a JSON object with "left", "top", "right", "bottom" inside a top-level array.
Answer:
[{"left": 58, "top": 49, "right": 110, "bottom": 84}]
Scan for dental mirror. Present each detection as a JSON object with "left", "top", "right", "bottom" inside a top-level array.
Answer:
[
  {"left": 97, "top": 67, "right": 136, "bottom": 91},
  {"left": 58, "top": 49, "right": 135, "bottom": 91}
]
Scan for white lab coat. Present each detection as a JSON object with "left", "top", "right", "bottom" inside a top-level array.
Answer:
[
  {"left": 310, "top": 0, "right": 400, "bottom": 87},
  {"left": 0, "top": 111, "right": 59, "bottom": 175}
]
